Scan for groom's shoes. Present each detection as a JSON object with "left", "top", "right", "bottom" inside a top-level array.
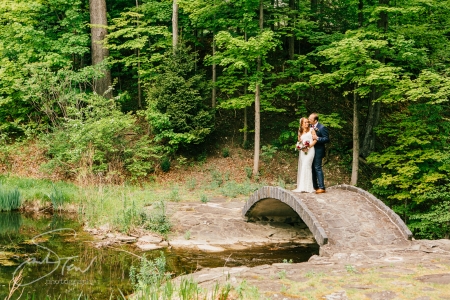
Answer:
[{"left": 316, "top": 189, "right": 326, "bottom": 194}]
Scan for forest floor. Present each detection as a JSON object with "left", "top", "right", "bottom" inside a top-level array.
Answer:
[{"left": 1, "top": 139, "right": 351, "bottom": 189}]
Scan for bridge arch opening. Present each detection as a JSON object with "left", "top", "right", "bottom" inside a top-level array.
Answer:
[
  {"left": 245, "top": 198, "right": 305, "bottom": 225},
  {"left": 243, "top": 186, "right": 329, "bottom": 246}
]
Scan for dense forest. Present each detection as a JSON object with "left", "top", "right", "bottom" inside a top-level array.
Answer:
[{"left": 0, "top": 0, "right": 449, "bottom": 239}]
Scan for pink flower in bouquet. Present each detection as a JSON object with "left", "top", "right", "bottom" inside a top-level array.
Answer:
[{"left": 303, "top": 141, "right": 310, "bottom": 154}]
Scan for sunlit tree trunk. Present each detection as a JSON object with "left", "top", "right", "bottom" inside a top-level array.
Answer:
[
  {"left": 212, "top": 36, "right": 217, "bottom": 108},
  {"left": 172, "top": 0, "right": 178, "bottom": 54},
  {"left": 136, "top": 0, "right": 141, "bottom": 108},
  {"left": 243, "top": 30, "right": 248, "bottom": 148},
  {"left": 243, "top": 68, "right": 248, "bottom": 148},
  {"left": 253, "top": 0, "right": 263, "bottom": 176},
  {"left": 89, "top": 0, "right": 111, "bottom": 98},
  {"left": 351, "top": 85, "right": 359, "bottom": 185}
]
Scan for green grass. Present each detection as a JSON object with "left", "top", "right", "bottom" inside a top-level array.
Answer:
[
  {"left": 0, "top": 174, "right": 265, "bottom": 234},
  {"left": 0, "top": 186, "right": 21, "bottom": 211}
]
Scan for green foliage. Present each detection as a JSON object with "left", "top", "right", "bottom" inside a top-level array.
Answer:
[
  {"left": 145, "top": 46, "right": 214, "bottom": 153},
  {"left": 244, "top": 167, "right": 253, "bottom": 179},
  {"left": 0, "top": 0, "right": 91, "bottom": 136},
  {"left": 409, "top": 200, "right": 450, "bottom": 239},
  {"left": 200, "top": 194, "right": 209, "bottom": 203},
  {"left": 47, "top": 184, "right": 68, "bottom": 210},
  {"left": 0, "top": 186, "right": 21, "bottom": 211},
  {"left": 210, "top": 168, "right": 224, "bottom": 188},
  {"left": 261, "top": 145, "right": 278, "bottom": 163},
  {"left": 168, "top": 185, "right": 181, "bottom": 202},
  {"left": 129, "top": 252, "right": 170, "bottom": 292},
  {"left": 115, "top": 197, "right": 140, "bottom": 233},
  {"left": 160, "top": 157, "right": 171, "bottom": 172},
  {"left": 222, "top": 147, "right": 230, "bottom": 158},
  {"left": 368, "top": 103, "right": 450, "bottom": 203},
  {"left": 219, "top": 180, "right": 261, "bottom": 198},
  {"left": 140, "top": 200, "right": 171, "bottom": 235}
]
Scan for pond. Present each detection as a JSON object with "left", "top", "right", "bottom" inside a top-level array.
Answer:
[{"left": 0, "top": 212, "right": 319, "bottom": 299}]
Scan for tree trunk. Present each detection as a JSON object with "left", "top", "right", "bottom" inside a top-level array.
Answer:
[
  {"left": 243, "top": 30, "right": 248, "bottom": 148},
  {"left": 288, "top": 0, "right": 295, "bottom": 60},
  {"left": 360, "top": 0, "right": 388, "bottom": 157},
  {"left": 358, "top": 0, "right": 364, "bottom": 27},
  {"left": 136, "top": 0, "right": 141, "bottom": 108},
  {"left": 351, "top": 85, "right": 359, "bottom": 185},
  {"left": 253, "top": 0, "right": 263, "bottom": 176},
  {"left": 311, "top": 0, "right": 318, "bottom": 15},
  {"left": 378, "top": 0, "right": 389, "bottom": 32},
  {"left": 360, "top": 89, "right": 381, "bottom": 158},
  {"left": 172, "top": 0, "right": 178, "bottom": 54},
  {"left": 212, "top": 37, "right": 217, "bottom": 108},
  {"left": 89, "top": 0, "right": 112, "bottom": 98},
  {"left": 243, "top": 67, "right": 248, "bottom": 148}
]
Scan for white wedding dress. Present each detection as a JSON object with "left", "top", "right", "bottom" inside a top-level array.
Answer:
[{"left": 292, "top": 129, "right": 315, "bottom": 193}]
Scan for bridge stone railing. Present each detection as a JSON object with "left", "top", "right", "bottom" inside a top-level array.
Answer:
[
  {"left": 242, "top": 186, "right": 328, "bottom": 246},
  {"left": 328, "top": 184, "right": 413, "bottom": 240}
]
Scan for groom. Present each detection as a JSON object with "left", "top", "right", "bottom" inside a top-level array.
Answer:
[{"left": 308, "top": 113, "right": 330, "bottom": 194}]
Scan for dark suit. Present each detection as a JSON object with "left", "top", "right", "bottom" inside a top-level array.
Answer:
[{"left": 311, "top": 123, "right": 330, "bottom": 190}]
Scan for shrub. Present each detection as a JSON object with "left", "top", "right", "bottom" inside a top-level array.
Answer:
[
  {"left": 222, "top": 147, "right": 230, "bottom": 158},
  {"left": 145, "top": 46, "right": 214, "bottom": 153},
  {"left": 129, "top": 252, "right": 170, "bottom": 292},
  {"left": 160, "top": 157, "right": 171, "bottom": 172},
  {"left": 140, "top": 200, "right": 171, "bottom": 235}
]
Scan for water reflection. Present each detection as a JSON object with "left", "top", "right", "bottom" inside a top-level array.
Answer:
[
  {"left": 0, "top": 212, "right": 136, "bottom": 299},
  {"left": 0, "top": 212, "right": 22, "bottom": 235},
  {"left": 0, "top": 212, "right": 319, "bottom": 299}
]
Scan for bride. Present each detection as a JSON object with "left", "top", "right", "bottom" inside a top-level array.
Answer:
[{"left": 292, "top": 117, "right": 317, "bottom": 193}]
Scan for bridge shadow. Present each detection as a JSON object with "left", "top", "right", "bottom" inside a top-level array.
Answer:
[{"left": 243, "top": 186, "right": 328, "bottom": 246}]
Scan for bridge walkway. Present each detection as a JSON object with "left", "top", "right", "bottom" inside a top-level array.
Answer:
[
  {"left": 295, "top": 187, "right": 408, "bottom": 252},
  {"left": 243, "top": 185, "right": 412, "bottom": 255}
]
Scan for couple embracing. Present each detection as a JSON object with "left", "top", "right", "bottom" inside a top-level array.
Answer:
[{"left": 293, "top": 113, "right": 330, "bottom": 194}]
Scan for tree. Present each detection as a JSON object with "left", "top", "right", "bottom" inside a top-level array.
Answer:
[
  {"left": 146, "top": 46, "right": 214, "bottom": 153},
  {"left": 89, "top": 0, "right": 112, "bottom": 98},
  {"left": 172, "top": 0, "right": 178, "bottom": 53}
]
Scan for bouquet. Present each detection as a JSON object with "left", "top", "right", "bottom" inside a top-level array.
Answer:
[
  {"left": 303, "top": 141, "right": 310, "bottom": 154},
  {"left": 295, "top": 140, "right": 311, "bottom": 154}
]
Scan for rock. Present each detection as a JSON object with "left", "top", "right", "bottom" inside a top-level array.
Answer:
[
  {"left": 415, "top": 273, "right": 450, "bottom": 284},
  {"left": 117, "top": 235, "right": 137, "bottom": 243},
  {"left": 99, "top": 224, "right": 111, "bottom": 232},
  {"left": 136, "top": 244, "right": 163, "bottom": 251},
  {"left": 158, "top": 241, "right": 169, "bottom": 247},
  {"left": 324, "top": 291, "right": 349, "bottom": 300},
  {"left": 196, "top": 245, "right": 225, "bottom": 252},
  {"left": 365, "top": 291, "right": 397, "bottom": 300},
  {"left": 138, "top": 235, "right": 163, "bottom": 244}
]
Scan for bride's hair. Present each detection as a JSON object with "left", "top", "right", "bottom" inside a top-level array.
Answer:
[{"left": 298, "top": 117, "right": 309, "bottom": 140}]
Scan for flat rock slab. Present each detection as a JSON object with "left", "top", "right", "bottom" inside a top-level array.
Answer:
[
  {"left": 324, "top": 291, "right": 349, "bottom": 300},
  {"left": 416, "top": 273, "right": 450, "bottom": 284},
  {"left": 365, "top": 291, "right": 397, "bottom": 300},
  {"left": 165, "top": 197, "right": 316, "bottom": 250}
]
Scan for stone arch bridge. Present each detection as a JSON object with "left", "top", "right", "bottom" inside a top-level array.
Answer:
[{"left": 243, "top": 184, "right": 412, "bottom": 253}]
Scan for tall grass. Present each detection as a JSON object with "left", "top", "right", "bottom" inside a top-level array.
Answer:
[
  {"left": 0, "top": 186, "right": 21, "bottom": 211},
  {"left": 0, "top": 174, "right": 264, "bottom": 233}
]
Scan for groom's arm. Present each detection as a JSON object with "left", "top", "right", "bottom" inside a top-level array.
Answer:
[{"left": 316, "top": 125, "right": 330, "bottom": 144}]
